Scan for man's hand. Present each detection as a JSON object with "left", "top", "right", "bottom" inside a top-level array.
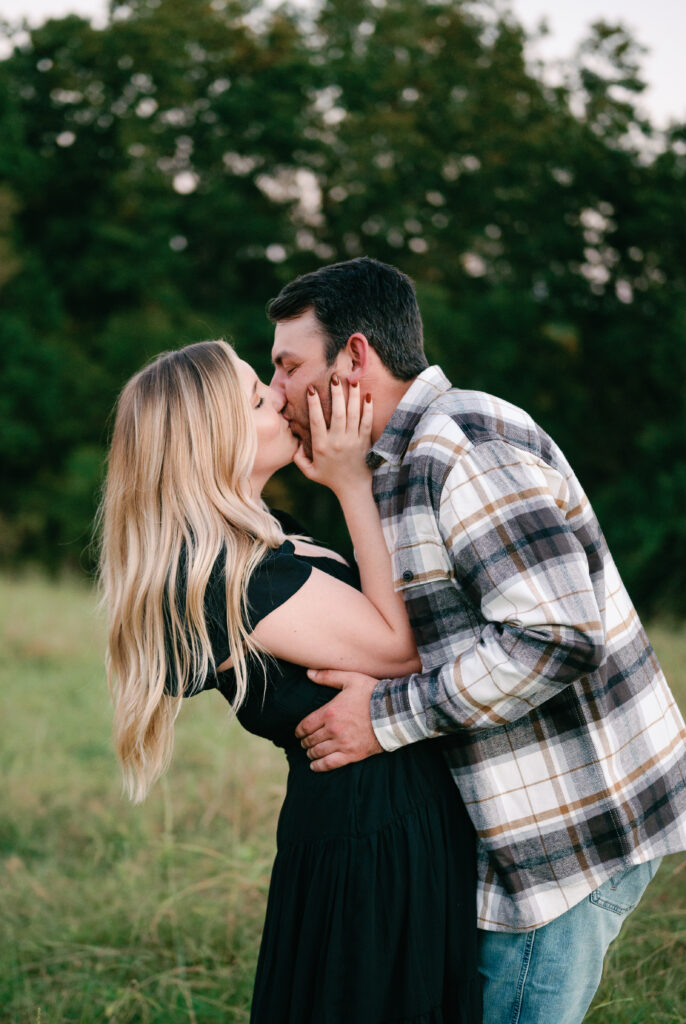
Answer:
[{"left": 295, "top": 669, "right": 383, "bottom": 772}]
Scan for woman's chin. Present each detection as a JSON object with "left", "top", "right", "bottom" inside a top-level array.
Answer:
[
  {"left": 267, "top": 433, "right": 299, "bottom": 474},
  {"left": 275, "top": 446, "right": 298, "bottom": 472}
]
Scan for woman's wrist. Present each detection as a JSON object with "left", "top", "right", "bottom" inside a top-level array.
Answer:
[{"left": 335, "top": 476, "right": 373, "bottom": 506}]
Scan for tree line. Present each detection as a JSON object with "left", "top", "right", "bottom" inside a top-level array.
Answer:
[{"left": 1, "top": 0, "right": 684, "bottom": 613}]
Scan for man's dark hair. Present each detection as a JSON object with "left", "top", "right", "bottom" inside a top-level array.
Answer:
[{"left": 267, "top": 257, "right": 428, "bottom": 381}]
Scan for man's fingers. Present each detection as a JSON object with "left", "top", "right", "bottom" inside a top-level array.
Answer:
[
  {"left": 294, "top": 708, "right": 327, "bottom": 740},
  {"left": 299, "top": 725, "right": 329, "bottom": 750},
  {"left": 310, "top": 752, "right": 352, "bottom": 773},
  {"left": 307, "top": 669, "right": 346, "bottom": 688},
  {"left": 305, "top": 739, "right": 339, "bottom": 761}
]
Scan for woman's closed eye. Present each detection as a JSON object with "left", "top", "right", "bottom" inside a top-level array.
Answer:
[{"left": 254, "top": 380, "right": 267, "bottom": 409}]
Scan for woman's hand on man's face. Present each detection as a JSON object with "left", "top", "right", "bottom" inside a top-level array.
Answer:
[{"left": 292, "top": 375, "right": 373, "bottom": 496}]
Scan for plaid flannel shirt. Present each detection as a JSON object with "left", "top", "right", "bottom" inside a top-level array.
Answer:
[{"left": 368, "top": 366, "right": 686, "bottom": 932}]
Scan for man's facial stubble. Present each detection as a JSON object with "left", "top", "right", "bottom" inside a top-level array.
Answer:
[{"left": 290, "top": 375, "right": 334, "bottom": 460}]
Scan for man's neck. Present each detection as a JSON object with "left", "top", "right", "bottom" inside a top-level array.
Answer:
[{"left": 362, "top": 372, "right": 416, "bottom": 445}]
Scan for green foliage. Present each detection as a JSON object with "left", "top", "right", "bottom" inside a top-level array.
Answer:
[
  {"left": 0, "top": 0, "right": 685, "bottom": 610},
  {"left": 1, "top": 574, "right": 685, "bottom": 1021}
]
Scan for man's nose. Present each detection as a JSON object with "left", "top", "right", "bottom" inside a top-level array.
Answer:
[
  {"left": 268, "top": 384, "right": 285, "bottom": 410},
  {"left": 270, "top": 368, "right": 286, "bottom": 397}
]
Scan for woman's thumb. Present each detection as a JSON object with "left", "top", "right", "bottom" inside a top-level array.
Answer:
[{"left": 293, "top": 443, "right": 315, "bottom": 478}]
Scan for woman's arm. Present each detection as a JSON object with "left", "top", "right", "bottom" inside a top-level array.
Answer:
[
  {"left": 253, "top": 379, "right": 420, "bottom": 678},
  {"left": 252, "top": 565, "right": 420, "bottom": 678}
]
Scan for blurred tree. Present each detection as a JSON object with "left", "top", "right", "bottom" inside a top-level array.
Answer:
[
  {"left": 0, "top": 0, "right": 684, "bottom": 611},
  {"left": 0, "top": 0, "right": 327, "bottom": 567},
  {"left": 306, "top": 3, "right": 686, "bottom": 611}
]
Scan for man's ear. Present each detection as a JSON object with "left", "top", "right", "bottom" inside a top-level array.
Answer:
[{"left": 346, "top": 333, "right": 370, "bottom": 384}]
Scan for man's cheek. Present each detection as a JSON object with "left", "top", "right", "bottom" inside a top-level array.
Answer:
[
  {"left": 285, "top": 384, "right": 305, "bottom": 415},
  {"left": 297, "top": 395, "right": 312, "bottom": 426}
]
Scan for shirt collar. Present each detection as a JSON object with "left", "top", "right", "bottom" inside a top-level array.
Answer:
[{"left": 367, "top": 365, "right": 453, "bottom": 468}]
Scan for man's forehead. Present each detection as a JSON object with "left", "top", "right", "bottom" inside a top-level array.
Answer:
[{"left": 271, "top": 311, "right": 326, "bottom": 364}]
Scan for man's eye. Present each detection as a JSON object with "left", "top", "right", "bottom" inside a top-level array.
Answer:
[
  {"left": 287, "top": 366, "right": 299, "bottom": 376},
  {"left": 255, "top": 397, "right": 264, "bottom": 409}
]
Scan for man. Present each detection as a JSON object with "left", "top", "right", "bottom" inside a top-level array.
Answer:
[{"left": 268, "top": 256, "right": 686, "bottom": 1024}]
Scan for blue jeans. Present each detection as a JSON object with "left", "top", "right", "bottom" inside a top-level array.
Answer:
[{"left": 478, "top": 858, "right": 662, "bottom": 1024}]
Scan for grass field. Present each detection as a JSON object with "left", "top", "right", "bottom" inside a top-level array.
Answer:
[{"left": 1, "top": 573, "right": 685, "bottom": 1024}]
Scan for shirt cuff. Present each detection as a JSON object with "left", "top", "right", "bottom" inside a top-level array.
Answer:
[{"left": 370, "top": 676, "right": 433, "bottom": 751}]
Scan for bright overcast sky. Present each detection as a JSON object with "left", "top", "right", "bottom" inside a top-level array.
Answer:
[{"left": 1, "top": 0, "right": 684, "bottom": 127}]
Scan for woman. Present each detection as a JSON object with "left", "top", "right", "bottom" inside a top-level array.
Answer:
[{"left": 99, "top": 340, "right": 480, "bottom": 1023}]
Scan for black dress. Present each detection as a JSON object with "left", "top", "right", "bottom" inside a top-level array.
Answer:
[{"left": 194, "top": 533, "right": 481, "bottom": 1024}]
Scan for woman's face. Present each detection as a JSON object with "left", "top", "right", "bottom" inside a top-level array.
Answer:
[{"left": 236, "top": 358, "right": 298, "bottom": 492}]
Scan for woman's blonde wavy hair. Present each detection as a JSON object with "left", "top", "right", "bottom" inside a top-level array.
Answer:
[{"left": 97, "top": 340, "right": 284, "bottom": 803}]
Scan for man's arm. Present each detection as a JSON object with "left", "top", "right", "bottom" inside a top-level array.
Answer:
[
  {"left": 373, "top": 438, "right": 606, "bottom": 748},
  {"left": 298, "top": 438, "right": 605, "bottom": 769}
]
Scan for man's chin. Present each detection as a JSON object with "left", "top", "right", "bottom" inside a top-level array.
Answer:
[
  {"left": 288, "top": 425, "right": 312, "bottom": 459},
  {"left": 296, "top": 435, "right": 313, "bottom": 460}
]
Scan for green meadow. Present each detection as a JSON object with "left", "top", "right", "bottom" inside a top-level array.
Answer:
[{"left": 1, "top": 574, "right": 684, "bottom": 1024}]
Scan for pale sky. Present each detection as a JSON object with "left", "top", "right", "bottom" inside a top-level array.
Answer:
[
  {"left": 512, "top": 0, "right": 685, "bottom": 129},
  {"left": 1, "top": 0, "right": 684, "bottom": 127}
]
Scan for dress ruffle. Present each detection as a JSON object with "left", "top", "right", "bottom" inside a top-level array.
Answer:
[{"left": 250, "top": 748, "right": 481, "bottom": 1024}]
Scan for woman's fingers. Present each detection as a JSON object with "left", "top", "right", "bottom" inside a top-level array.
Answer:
[
  {"left": 302, "top": 376, "right": 372, "bottom": 493},
  {"left": 360, "top": 391, "right": 373, "bottom": 443},
  {"left": 346, "top": 379, "right": 361, "bottom": 435},
  {"left": 306, "top": 383, "right": 327, "bottom": 449},
  {"left": 293, "top": 442, "right": 315, "bottom": 479},
  {"left": 328, "top": 373, "right": 346, "bottom": 435}
]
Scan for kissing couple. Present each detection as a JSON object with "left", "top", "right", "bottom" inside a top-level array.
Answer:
[{"left": 99, "top": 256, "right": 686, "bottom": 1023}]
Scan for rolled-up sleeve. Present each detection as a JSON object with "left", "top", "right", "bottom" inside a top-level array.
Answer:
[{"left": 371, "top": 439, "right": 606, "bottom": 748}]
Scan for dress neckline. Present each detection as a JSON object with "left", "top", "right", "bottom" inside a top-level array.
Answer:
[{"left": 284, "top": 537, "right": 351, "bottom": 569}]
